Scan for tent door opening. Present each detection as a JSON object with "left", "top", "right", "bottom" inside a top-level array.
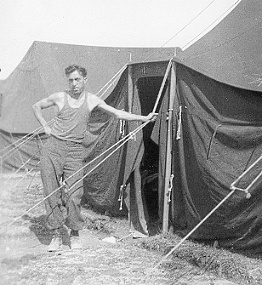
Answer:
[{"left": 136, "top": 76, "right": 165, "bottom": 233}]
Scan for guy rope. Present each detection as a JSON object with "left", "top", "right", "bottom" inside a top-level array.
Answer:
[
  {"left": 0, "top": 119, "right": 150, "bottom": 231},
  {"left": 0, "top": 119, "right": 55, "bottom": 173}
]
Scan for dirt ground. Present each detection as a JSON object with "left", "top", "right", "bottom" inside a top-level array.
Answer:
[{"left": 0, "top": 172, "right": 239, "bottom": 285}]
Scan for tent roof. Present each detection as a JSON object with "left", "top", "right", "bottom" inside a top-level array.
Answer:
[
  {"left": 0, "top": 41, "right": 176, "bottom": 133},
  {"left": 177, "top": 0, "right": 262, "bottom": 91}
]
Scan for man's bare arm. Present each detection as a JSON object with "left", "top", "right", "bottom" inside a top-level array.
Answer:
[
  {"left": 91, "top": 95, "right": 157, "bottom": 122},
  {"left": 32, "top": 93, "right": 62, "bottom": 135}
]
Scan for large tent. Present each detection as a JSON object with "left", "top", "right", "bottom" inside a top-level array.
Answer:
[{"left": 88, "top": 0, "right": 262, "bottom": 248}]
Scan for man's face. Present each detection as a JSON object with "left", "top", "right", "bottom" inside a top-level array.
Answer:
[{"left": 67, "top": 70, "right": 87, "bottom": 95}]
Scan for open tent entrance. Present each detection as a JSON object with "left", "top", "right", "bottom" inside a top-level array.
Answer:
[{"left": 136, "top": 76, "right": 165, "bottom": 234}]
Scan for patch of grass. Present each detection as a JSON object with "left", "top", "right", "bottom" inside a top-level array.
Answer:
[
  {"left": 134, "top": 233, "right": 262, "bottom": 285},
  {"left": 81, "top": 208, "right": 262, "bottom": 284},
  {"left": 82, "top": 206, "right": 129, "bottom": 238}
]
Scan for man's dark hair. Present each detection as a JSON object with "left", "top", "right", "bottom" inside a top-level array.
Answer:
[{"left": 65, "top": 65, "right": 87, "bottom": 77}]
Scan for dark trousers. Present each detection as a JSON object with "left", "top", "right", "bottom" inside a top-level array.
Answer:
[{"left": 40, "top": 136, "right": 85, "bottom": 230}]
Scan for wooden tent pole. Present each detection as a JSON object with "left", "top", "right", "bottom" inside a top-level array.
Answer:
[
  {"left": 127, "top": 65, "right": 133, "bottom": 113},
  {"left": 126, "top": 64, "right": 134, "bottom": 229},
  {"left": 162, "top": 60, "right": 176, "bottom": 233}
]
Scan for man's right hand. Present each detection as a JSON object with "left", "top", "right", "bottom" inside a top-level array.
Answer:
[{"left": 146, "top": 112, "right": 158, "bottom": 122}]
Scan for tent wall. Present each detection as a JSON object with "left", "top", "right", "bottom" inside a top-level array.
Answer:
[
  {"left": 170, "top": 61, "right": 262, "bottom": 251},
  {"left": 82, "top": 68, "right": 130, "bottom": 213}
]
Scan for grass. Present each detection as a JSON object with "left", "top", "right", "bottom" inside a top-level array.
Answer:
[
  {"left": 81, "top": 208, "right": 262, "bottom": 285},
  {"left": 135, "top": 233, "right": 262, "bottom": 285}
]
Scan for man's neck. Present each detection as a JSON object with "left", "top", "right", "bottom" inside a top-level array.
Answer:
[{"left": 69, "top": 90, "right": 85, "bottom": 100}]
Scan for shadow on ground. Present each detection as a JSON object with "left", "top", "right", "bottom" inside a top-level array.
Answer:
[{"left": 23, "top": 214, "right": 70, "bottom": 246}]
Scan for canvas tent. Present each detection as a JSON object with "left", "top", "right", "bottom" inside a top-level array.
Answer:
[
  {"left": 89, "top": 44, "right": 262, "bottom": 248},
  {"left": 88, "top": 0, "right": 262, "bottom": 249},
  {"left": 82, "top": 20, "right": 262, "bottom": 248}
]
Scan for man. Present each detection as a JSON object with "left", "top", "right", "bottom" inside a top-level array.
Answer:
[{"left": 33, "top": 64, "right": 157, "bottom": 252}]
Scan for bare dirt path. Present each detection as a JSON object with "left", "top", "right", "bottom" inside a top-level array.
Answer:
[{"left": 0, "top": 173, "right": 238, "bottom": 285}]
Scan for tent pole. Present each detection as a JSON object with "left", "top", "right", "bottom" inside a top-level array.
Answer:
[
  {"left": 162, "top": 61, "right": 176, "bottom": 233},
  {"left": 127, "top": 64, "right": 133, "bottom": 229},
  {"left": 127, "top": 65, "right": 133, "bottom": 113}
]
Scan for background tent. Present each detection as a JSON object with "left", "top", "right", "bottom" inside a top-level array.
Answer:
[
  {"left": 150, "top": 0, "right": 262, "bottom": 251},
  {"left": 0, "top": 41, "right": 175, "bottom": 171}
]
